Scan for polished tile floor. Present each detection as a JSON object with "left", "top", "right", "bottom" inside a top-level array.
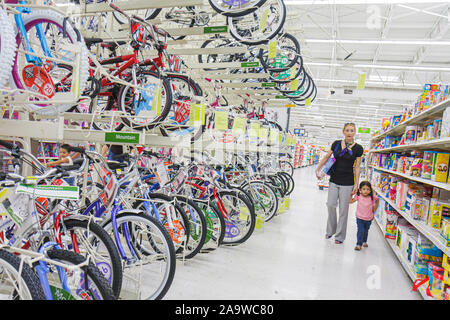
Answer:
[{"left": 164, "top": 166, "right": 421, "bottom": 300}]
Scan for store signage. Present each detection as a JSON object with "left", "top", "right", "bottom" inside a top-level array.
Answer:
[
  {"left": 241, "top": 62, "right": 260, "bottom": 68},
  {"left": 285, "top": 104, "right": 296, "bottom": 108},
  {"left": 358, "top": 127, "right": 371, "bottom": 134},
  {"left": 261, "top": 82, "right": 276, "bottom": 87},
  {"left": 16, "top": 184, "right": 79, "bottom": 200},
  {"left": 203, "top": 26, "right": 228, "bottom": 34},
  {"left": 105, "top": 132, "right": 140, "bottom": 144}
]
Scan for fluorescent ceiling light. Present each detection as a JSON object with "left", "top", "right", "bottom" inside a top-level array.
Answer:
[
  {"left": 355, "top": 64, "right": 450, "bottom": 72},
  {"left": 285, "top": 0, "right": 450, "bottom": 5},
  {"left": 315, "top": 78, "right": 421, "bottom": 87},
  {"left": 368, "top": 75, "right": 400, "bottom": 82},
  {"left": 305, "top": 39, "right": 450, "bottom": 46}
]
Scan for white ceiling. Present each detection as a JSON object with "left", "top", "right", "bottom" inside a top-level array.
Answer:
[{"left": 284, "top": 0, "right": 450, "bottom": 146}]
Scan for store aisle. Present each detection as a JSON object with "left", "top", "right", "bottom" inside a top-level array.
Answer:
[{"left": 165, "top": 166, "right": 421, "bottom": 300}]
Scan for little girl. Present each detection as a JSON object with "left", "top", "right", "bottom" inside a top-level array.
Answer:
[{"left": 350, "top": 181, "right": 379, "bottom": 251}]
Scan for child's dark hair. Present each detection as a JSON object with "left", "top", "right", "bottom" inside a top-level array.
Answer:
[
  {"left": 60, "top": 144, "right": 71, "bottom": 152},
  {"left": 357, "top": 181, "right": 374, "bottom": 200}
]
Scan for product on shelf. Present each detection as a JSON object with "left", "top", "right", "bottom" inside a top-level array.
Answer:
[
  {"left": 432, "top": 152, "right": 450, "bottom": 182},
  {"left": 422, "top": 151, "right": 436, "bottom": 180}
]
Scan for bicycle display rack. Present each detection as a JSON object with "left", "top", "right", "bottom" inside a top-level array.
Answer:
[{"left": 0, "top": 0, "right": 300, "bottom": 300}]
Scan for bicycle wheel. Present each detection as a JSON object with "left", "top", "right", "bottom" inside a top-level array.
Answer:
[
  {"left": 159, "top": 73, "right": 205, "bottom": 142},
  {"left": 227, "top": 0, "right": 286, "bottom": 45},
  {"left": 279, "top": 171, "right": 295, "bottom": 196},
  {"left": 196, "top": 201, "right": 226, "bottom": 251},
  {"left": 209, "top": 0, "right": 268, "bottom": 17},
  {"left": 0, "top": 8, "right": 15, "bottom": 89},
  {"left": 279, "top": 160, "right": 294, "bottom": 176},
  {"left": 45, "top": 248, "right": 115, "bottom": 300},
  {"left": 101, "top": 212, "right": 176, "bottom": 300},
  {"left": 241, "top": 180, "right": 278, "bottom": 222},
  {"left": 258, "top": 33, "right": 300, "bottom": 72},
  {"left": 118, "top": 70, "right": 173, "bottom": 130},
  {"left": 212, "top": 190, "right": 256, "bottom": 245},
  {"left": 133, "top": 194, "right": 190, "bottom": 254},
  {"left": 174, "top": 196, "right": 207, "bottom": 259},
  {"left": 0, "top": 249, "right": 45, "bottom": 300},
  {"left": 10, "top": 9, "right": 90, "bottom": 115},
  {"left": 60, "top": 218, "right": 123, "bottom": 298}
]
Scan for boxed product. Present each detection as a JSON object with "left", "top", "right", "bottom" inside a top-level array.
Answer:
[
  {"left": 409, "top": 158, "right": 423, "bottom": 177},
  {"left": 422, "top": 151, "right": 437, "bottom": 180},
  {"left": 411, "top": 196, "right": 430, "bottom": 222},
  {"left": 428, "top": 199, "right": 450, "bottom": 230},
  {"left": 432, "top": 152, "right": 450, "bottom": 182},
  {"left": 405, "top": 126, "right": 419, "bottom": 144},
  {"left": 441, "top": 107, "right": 450, "bottom": 138},
  {"left": 385, "top": 208, "right": 400, "bottom": 239},
  {"left": 433, "top": 119, "right": 442, "bottom": 139},
  {"left": 441, "top": 218, "right": 450, "bottom": 247}
]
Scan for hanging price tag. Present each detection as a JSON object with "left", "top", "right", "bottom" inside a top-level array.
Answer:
[
  {"left": 249, "top": 122, "right": 260, "bottom": 137},
  {"left": 258, "top": 127, "right": 269, "bottom": 139},
  {"left": 200, "top": 103, "right": 206, "bottom": 125},
  {"left": 268, "top": 41, "right": 277, "bottom": 59},
  {"left": 357, "top": 73, "right": 366, "bottom": 89},
  {"left": 270, "top": 130, "right": 278, "bottom": 142},
  {"left": 289, "top": 66, "right": 296, "bottom": 79},
  {"left": 255, "top": 214, "right": 264, "bottom": 229},
  {"left": 214, "top": 111, "right": 229, "bottom": 131},
  {"left": 259, "top": 9, "right": 270, "bottom": 31},
  {"left": 305, "top": 97, "right": 311, "bottom": 106},
  {"left": 290, "top": 79, "right": 298, "bottom": 91},
  {"left": 239, "top": 206, "right": 249, "bottom": 221},
  {"left": 155, "top": 162, "right": 169, "bottom": 186},
  {"left": 232, "top": 117, "right": 247, "bottom": 134}
]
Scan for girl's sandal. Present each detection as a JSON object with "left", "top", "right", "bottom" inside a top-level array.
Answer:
[
  {"left": 325, "top": 235, "right": 332, "bottom": 239},
  {"left": 335, "top": 240, "right": 343, "bottom": 244}
]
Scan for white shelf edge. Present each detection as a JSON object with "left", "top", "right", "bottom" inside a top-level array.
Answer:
[
  {"left": 374, "top": 188, "right": 450, "bottom": 256},
  {"left": 369, "top": 137, "right": 450, "bottom": 153},
  {"left": 371, "top": 99, "right": 450, "bottom": 142},
  {"left": 369, "top": 165, "right": 450, "bottom": 191},
  {"left": 373, "top": 217, "right": 431, "bottom": 300}
]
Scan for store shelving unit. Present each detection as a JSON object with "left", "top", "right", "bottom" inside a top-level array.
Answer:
[
  {"left": 373, "top": 216, "right": 431, "bottom": 300},
  {"left": 369, "top": 165, "right": 450, "bottom": 191},
  {"left": 368, "top": 95, "right": 450, "bottom": 300},
  {"left": 371, "top": 99, "right": 450, "bottom": 142},
  {"left": 374, "top": 188, "right": 450, "bottom": 257}
]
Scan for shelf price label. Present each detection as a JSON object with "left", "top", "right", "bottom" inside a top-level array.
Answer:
[
  {"left": 203, "top": 26, "right": 228, "bottom": 34},
  {"left": 105, "top": 132, "right": 140, "bottom": 144},
  {"left": 241, "top": 61, "right": 260, "bottom": 68},
  {"left": 261, "top": 82, "right": 276, "bottom": 88}
]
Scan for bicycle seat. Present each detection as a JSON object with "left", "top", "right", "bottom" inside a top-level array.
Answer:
[
  {"left": 107, "top": 162, "right": 128, "bottom": 170},
  {"left": 85, "top": 37, "right": 104, "bottom": 48}
]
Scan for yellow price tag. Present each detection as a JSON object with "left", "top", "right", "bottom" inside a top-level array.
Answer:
[
  {"left": 268, "top": 41, "right": 277, "bottom": 59},
  {"left": 259, "top": 9, "right": 270, "bottom": 32},
  {"left": 239, "top": 206, "right": 249, "bottom": 221},
  {"left": 270, "top": 130, "right": 278, "bottom": 142},
  {"left": 357, "top": 73, "right": 366, "bottom": 89},
  {"left": 255, "top": 214, "right": 264, "bottom": 229},
  {"left": 290, "top": 79, "right": 298, "bottom": 91},
  {"left": 258, "top": 127, "right": 269, "bottom": 139},
  {"left": 200, "top": 103, "right": 206, "bottom": 125},
  {"left": 289, "top": 66, "right": 296, "bottom": 79},
  {"left": 305, "top": 97, "right": 311, "bottom": 106},
  {"left": 249, "top": 122, "right": 260, "bottom": 137},
  {"left": 285, "top": 104, "right": 296, "bottom": 108},
  {"left": 285, "top": 198, "right": 291, "bottom": 209},
  {"left": 214, "top": 111, "right": 229, "bottom": 131},
  {"left": 232, "top": 117, "right": 247, "bottom": 134}
]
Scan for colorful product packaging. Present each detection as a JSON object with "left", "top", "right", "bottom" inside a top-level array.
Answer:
[
  {"left": 432, "top": 152, "right": 450, "bottom": 183},
  {"left": 422, "top": 151, "right": 436, "bottom": 180}
]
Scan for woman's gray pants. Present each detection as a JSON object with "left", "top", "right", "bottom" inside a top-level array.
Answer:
[{"left": 326, "top": 182, "right": 354, "bottom": 242}]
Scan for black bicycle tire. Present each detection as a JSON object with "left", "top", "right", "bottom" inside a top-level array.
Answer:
[
  {"left": 212, "top": 190, "right": 256, "bottom": 245},
  {"left": 258, "top": 33, "right": 300, "bottom": 72},
  {"left": 101, "top": 212, "right": 176, "bottom": 300},
  {"left": 0, "top": 249, "right": 46, "bottom": 300},
  {"left": 46, "top": 248, "right": 116, "bottom": 300},
  {"left": 241, "top": 180, "right": 279, "bottom": 222},
  {"left": 62, "top": 218, "right": 123, "bottom": 298},
  {"left": 173, "top": 196, "right": 207, "bottom": 259},
  {"left": 118, "top": 70, "right": 173, "bottom": 130},
  {"left": 208, "top": 0, "right": 268, "bottom": 17}
]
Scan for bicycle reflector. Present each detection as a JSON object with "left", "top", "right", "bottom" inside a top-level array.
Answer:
[{"left": 130, "top": 21, "right": 149, "bottom": 48}]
